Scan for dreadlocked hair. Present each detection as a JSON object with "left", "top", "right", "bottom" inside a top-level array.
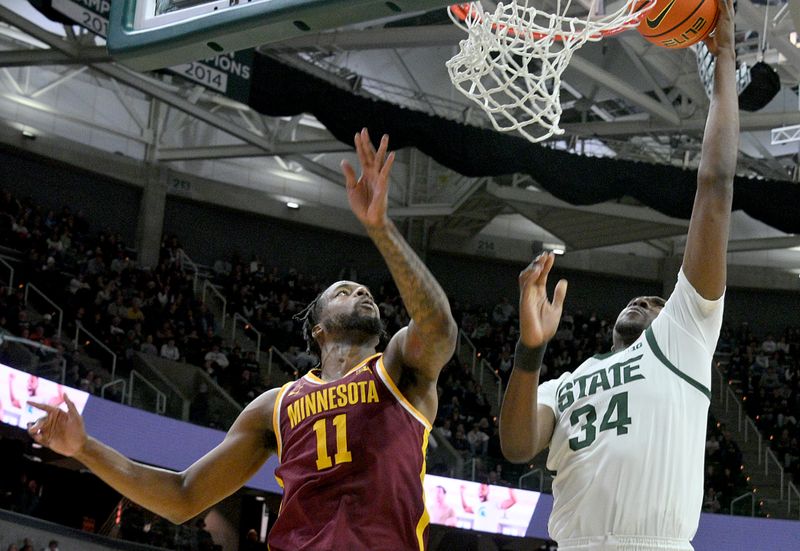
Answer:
[
  {"left": 293, "top": 292, "right": 324, "bottom": 358},
  {"left": 293, "top": 289, "right": 390, "bottom": 368}
]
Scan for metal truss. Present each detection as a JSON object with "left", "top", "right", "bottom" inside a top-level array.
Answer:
[{"left": 771, "top": 124, "right": 800, "bottom": 146}]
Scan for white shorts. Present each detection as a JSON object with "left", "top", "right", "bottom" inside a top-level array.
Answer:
[{"left": 557, "top": 535, "right": 693, "bottom": 551}]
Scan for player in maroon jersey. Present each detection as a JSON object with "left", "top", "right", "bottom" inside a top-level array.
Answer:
[{"left": 26, "top": 128, "right": 457, "bottom": 551}]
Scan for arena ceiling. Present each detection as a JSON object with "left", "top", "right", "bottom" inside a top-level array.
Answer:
[{"left": 0, "top": 1, "right": 798, "bottom": 288}]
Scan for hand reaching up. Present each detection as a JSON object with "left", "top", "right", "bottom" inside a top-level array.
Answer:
[
  {"left": 518, "top": 253, "right": 568, "bottom": 348},
  {"left": 341, "top": 128, "right": 396, "bottom": 230}
]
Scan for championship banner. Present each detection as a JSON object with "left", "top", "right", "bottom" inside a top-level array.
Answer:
[
  {"left": 0, "top": 362, "right": 90, "bottom": 430},
  {"left": 51, "top": 0, "right": 109, "bottom": 36},
  {"left": 45, "top": 0, "right": 254, "bottom": 104}
]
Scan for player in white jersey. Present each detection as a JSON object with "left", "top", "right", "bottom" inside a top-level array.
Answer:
[{"left": 497, "top": 1, "right": 738, "bottom": 549}]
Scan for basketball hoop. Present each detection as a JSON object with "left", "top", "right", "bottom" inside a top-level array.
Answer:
[{"left": 446, "top": 0, "right": 657, "bottom": 142}]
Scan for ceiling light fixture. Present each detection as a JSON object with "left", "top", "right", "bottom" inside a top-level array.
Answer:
[{"left": 286, "top": 201, "right": 299, "bottom": 209}]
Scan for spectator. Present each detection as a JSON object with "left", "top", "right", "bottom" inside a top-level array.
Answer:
[
  {"left": 140, "top": 334, "right": 158, "bottom": 356},
  {"left": 205, "top": 345, "right": 228, "bottom": 368},
  {"left": 241, "top": 529, "right": 261, "bottom": 551},
  {"left": 466, "top": 422, "right": 489, "bottom": 457},
  {"left": 160, "top": 338, "right": 180, "bottom": 361},
  {"left": 762, "top": 334, "right": 777, "bottom": 354},
  {"left": 703, "top": 487, "right": 721, "bottom": 513},
  {"left": 452, "top": 424, "right": 470, "bottom": 459},
  {"left": 491, "top": 297, "right": 515, "bottom": 325}
]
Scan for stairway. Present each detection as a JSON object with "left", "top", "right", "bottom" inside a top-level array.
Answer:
[
  {"left": 187, "top": 258, "right": 294, "bottom": 390},
  {"left": 709, "top": 359, "right": 792, "bottom": 518}
]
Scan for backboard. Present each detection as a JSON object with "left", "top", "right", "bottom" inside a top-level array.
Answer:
[{"left": 108, "top": 0, "right": 450, "bottom": 71}]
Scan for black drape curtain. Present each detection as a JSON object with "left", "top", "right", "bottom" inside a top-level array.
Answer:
[{"left": 249, "top": 54, "right": 800, "bottom": 234}]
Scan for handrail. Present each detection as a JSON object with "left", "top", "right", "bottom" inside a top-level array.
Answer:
[
  {"left": 231, "top": 313, "right": 262, "bottom": 361},
  {"left": 0, "top": 256, "right": 13, "bottom": 291},
  {"left": 133, "top": 353, "right": 191, "bottom": 420},
  {"left": 0, "top": 333, "right": 58, "bottom": 354},
  {"left": 730, "top": 491, "right": 755, "bottom": 517},
  {"left": 429, "top": 427, "right": 463, "bottom": 478},
  {"left": 268, "top": 346, "right": 297, "bottom": 380},
  {"left": 788, "top": 482, "right": 800, "bottom": 519},
  {"left": 24, "top": 283, "right": 63, "bottom": 340},
  {"left": 519, "top": 468, "right": 544, "bottom": 491},
  {"left": 201, "top": 279, "right": 227, "bottom": 330},
  {"left": 479, "top": 358, "right": 503, "bottom": 409},
  {"left": 75, "top": 321, "right": 118, "bottom": 379},
  {"left": 724, "top": 385, "right": 742, "bottom": 432},
  {"left": 465, "top": 458, "right": 477, "bottom": 481},
  {"left": 178, "top": 249, "right": 199, "bottom": 293},
  {"left": 714, "top": 362, "right": 724, "bottom": 401},
  {"left": 128, "top": 370, "right": 167, "bottom": 415},
  {"left": 457, "top": 329, "right": 477, "bottom": 377},
  {"left": 100, "top": 378, "right": 127, "bottom": 402},
  {"left": 36, "top": 356, "right": 67, "bottom": 384},
  {"left": 764, "top": 448, "right": 785, "bottom": 500},
  {"left": 743, "top": 416, "right": 763, "bottom": 465}
]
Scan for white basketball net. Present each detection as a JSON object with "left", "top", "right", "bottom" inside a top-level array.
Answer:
[{"left": 446, "top": 0, "right": 655, "bottom": 143}]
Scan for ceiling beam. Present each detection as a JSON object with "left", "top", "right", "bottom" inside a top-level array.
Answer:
[
  {"left": 738, "top": 0, "right": 800, "bottom": 81},
  {"left": 268, "top": 25, "right": 680, "bottom": 124},
  {"left": 157, "top": 140, "right": 349, "bottom": 161},
  {"left": 675, "top": 235, "right": 800, "bottom": 254},
  {"left": 264, "top": 25, "right": 462, "bottom": 52},
  {"left": 0, "top": 6, "right": 350, "bottom": 187},
  {"left": 562, "top": 111, "right": 800, "bottom": 136},
  {"left": 388, "top": 204, "right": 453, "bottom": 217},
  {"left": 487, "top": 182, "right": 690, "bottom": 226},
  {"left": 0, "top": 46, "right": 110, "bottom": 67},
  {"left": 566, "top": 56, "right": 680, "bottom": 124},
  {"left": 728, "top": 235, "right": 800, "bottom": 253},
  {"left": 0, "top": 7, "right": 78, "bottom": 57},
  {"left": 677, "top": 235, "right": 800, "bottom": 254}
]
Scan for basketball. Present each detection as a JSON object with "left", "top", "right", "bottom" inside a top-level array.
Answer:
[{"left": 636, "top": 0, "right": 721, "bottom": 49}]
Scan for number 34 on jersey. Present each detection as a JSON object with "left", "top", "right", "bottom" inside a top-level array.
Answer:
[{"left": 557, "top": 354, "right": 646, "bottom": 452}]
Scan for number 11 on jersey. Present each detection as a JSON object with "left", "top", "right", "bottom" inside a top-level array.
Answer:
[{"left": 313, "top": 414, "right": 353, "bottom": 470}]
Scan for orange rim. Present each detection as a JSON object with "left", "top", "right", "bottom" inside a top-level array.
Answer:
[{"left": 449, "top": 1, "right": 657, "bottom": 41}]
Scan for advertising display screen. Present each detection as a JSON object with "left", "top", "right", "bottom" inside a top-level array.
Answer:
[
  {"left": 423, "top": 474, "right": 541, "bottom": 537},
  {"left": 0, "top": 363, "right": 89, "bottom": 430}
]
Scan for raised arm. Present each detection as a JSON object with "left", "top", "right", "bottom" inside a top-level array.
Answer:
[
  {"left": 28, "top": 389, "right": 279, "bottom": 524},
  {"left": 459, "top": 485, "right": 474, "bottom": 514},
  {"left": 682, "top": 0, "right": 738, "bottom": 300},
  {"left": 499, "top": 253, "right": 566, "bottom": 463},
  {"left": 341, "top": 130, "right": 457, "bottom": 388}
]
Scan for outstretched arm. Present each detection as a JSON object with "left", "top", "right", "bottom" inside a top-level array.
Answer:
[
  {"left": 499, "top": 488, "right": 517, "bottom": 510},
  {"left": 28, "top": 389, "right": 279, "bottom": 524},
  {"left": 499, "top": 253, "right": 566, "bottom": 463},
  {"left": 341, "top": 130, "right": 457, "bottom": 388},
  {"left": 683, "top": 0, "right": 738, "bottom": 300},
  {"left": 9, "top": 373, "right": 20, "bottom": 409},
  {"left": 459, "top": 485, "right": 474, "bottom": 514}
]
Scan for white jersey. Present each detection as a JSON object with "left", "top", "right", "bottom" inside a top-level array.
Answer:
[{"left": 538, "top": 270, "right": 724, "bottom": 551}]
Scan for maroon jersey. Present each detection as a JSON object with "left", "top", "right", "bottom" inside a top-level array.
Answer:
[{"left": 269, "top": 353, "right": 431, "bottom": 551}]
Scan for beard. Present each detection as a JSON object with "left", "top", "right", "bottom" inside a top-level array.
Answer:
[
  {"left": 326, "top": 310, "right": 384, "bottom": 339},
  {"left": 613, "top": 316, "right": 648, "bottom": 346}
]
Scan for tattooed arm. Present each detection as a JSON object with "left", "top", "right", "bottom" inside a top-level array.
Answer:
[{"left": 341, "top": 129, "right": 457, "bottom": 421}]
